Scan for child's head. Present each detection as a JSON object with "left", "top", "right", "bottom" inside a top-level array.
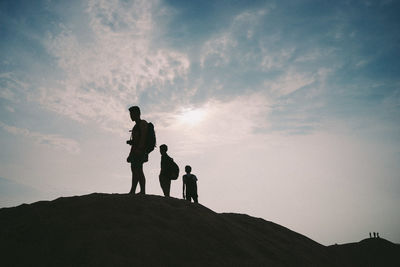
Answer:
[
  {"left": 159, "top": 144, "right": 168, "bottom": 155},
  {"left": 185, "top": 165, "right": 192, "bottom": 174}
]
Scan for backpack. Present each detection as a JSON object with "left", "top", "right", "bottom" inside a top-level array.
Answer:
[
  {"left": 169, "top": 159, "right": 179, "bottom": 180},
  {"left": 145, "top": 122, "right": 156, "bottom": 154}
]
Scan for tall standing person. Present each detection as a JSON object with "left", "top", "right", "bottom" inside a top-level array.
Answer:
[{"left": 127, "top": 106, "right": 148, "bottom": 195}]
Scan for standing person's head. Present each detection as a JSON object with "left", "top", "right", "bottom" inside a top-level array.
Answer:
[
  {"left": 160, "top": 144, "right": 168, "bottom": 155},
  {"left": 185, "top": 165, "right": 192, "bottom": 174},
  {"left": 129, "top": 106, "right": 141, "bottom": 122}
]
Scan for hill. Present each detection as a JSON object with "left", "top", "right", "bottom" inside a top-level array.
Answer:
[
  {"left": 0, "top": 193, "right": 398, "bottom": 266},
  {"left": 328, "top": 237, "right": 400, "bottom": 266}
]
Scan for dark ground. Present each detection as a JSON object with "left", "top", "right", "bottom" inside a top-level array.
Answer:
[{"left": 0, "top": 193, "right": 399, "bottom": 266}]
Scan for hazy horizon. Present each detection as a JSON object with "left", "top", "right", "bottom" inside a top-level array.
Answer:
[{"left": 1, "top": 0, "right": 399, "bottom": 245}]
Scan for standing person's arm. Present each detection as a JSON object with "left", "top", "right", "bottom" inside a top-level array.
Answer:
[
  {"left": 127, "top": 128, "right": 134, "bottom": 162},
  {"left": 128, "top": 145, "right": 134, "bottom": 162},
  {"left": 182, "top": 176, "right": 186, "bottom": 199},
  {"left": 194, "top": 175, "right": 198, "bottom": 195}
]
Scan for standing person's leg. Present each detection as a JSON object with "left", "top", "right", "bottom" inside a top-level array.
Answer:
[
  {"left": 193, "top": 195, "right": 198, "bottom": 203},
  {"left": 130, "top": 164, "right": 139, "bottom": 194},
  {"left": 165, "top": 179, "right": 171, "bottom": 197},
  {"left": 159, "top": 175, "right": 165, "bottom": 196},
  {"left": 137, "top": 164, "right": 146, "bottom": 194},
  {"left": 131, "top": 153, "right": 146, "bottom": 195},
  {"left": 159, "top": 175, "right": 168, "bottom": 196}
]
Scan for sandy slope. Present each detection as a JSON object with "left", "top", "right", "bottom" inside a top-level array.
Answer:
[
  {"left": 328, "top": 238, "right": 400, "bottom": 267},
  {"left": 0, "top": 193, "right": 398, "bottom": 266}
]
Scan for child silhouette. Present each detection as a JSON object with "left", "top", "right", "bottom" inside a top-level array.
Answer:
[{"left": 182, "top": 165, "right": 198, "bottom": 203}]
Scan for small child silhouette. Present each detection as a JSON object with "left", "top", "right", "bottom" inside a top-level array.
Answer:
[{"left": 183, "top": 165, "right": 198, "bottom": 203}]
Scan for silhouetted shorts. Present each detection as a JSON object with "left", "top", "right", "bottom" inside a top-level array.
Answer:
[{"left": 131, "top": 153, "right": 148, "bottom": 169}]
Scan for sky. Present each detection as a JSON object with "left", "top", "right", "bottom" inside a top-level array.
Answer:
[{"left": 1, "top": 0, "right": 399, "bottom": 245}]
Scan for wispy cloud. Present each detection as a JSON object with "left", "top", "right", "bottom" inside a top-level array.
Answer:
[
  {"left": 200, "top": 33, "right": 237, "bottom": 67},
  {"left": 267, "top": 71, "right": 315, "bottom": 97},
  {"left": 0, "top": 121, "right": 80, "bottom": 154},
  {"left": 154, "top": 92, "right": 271, "bottom": 155},
  {"left": 200, "top": 9, "right": 269, "bottom": 68},
  {"left": 0, "top": 72, "right": 29, "bottom": 102},
  {"left": 36, "top": 0, "right": 189, "bottom": 133}
]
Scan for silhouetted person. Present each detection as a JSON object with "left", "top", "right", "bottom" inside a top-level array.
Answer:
[
  {"left": 369, "top": 232, "right": 372, "bottom": 238},
  {"left": 126, "top": 106, "right": 148, "bottom": 195},
  {"left": 159, "top": 144, "right": 174, "bottom": 197},
  {"left": 373, "top": 232, "right": 376, "bottom": 238},
  {"left": 183, "top": 165, "right": 198, "bottom": 203},
  {"left": 377, "top": 232, "right": 380, "bottom": 238}
]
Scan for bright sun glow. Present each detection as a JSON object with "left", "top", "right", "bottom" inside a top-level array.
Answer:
[{"left": 177, "top": 108, "right": 206, "bottom": 126}]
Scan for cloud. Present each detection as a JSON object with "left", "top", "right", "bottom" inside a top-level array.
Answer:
[
  {"left": 0, "top": 121, "right": 80, "bottom": 154},
  {"left": 200, "top": 8, "right": 269, "bottom": 68},
  {"left": 1, "top": 1, "right": 338, "bottom": 138},
  {"left": 267, "top": 70, "right": 315, "bottom": 97},
  {"left": 153, "top": 92, "right": 271, "bottom": 155},
  {"left": 0, "top": 88, "right": 16, "bottom": 101},
  {"left": 294, "top": 48, "right": 334, "bottom": 63},
  {"left": 4, "top": 106, "right": 15, "bottom": 112},
  {"left": 200, "top": 33, "right": 237, "bottom": 67},
  {"left": 0, "top": 72, "right": 29, "bottom": 102},
  {"left": 36, "top": 0, "right": 189, "bottom": 133}
]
